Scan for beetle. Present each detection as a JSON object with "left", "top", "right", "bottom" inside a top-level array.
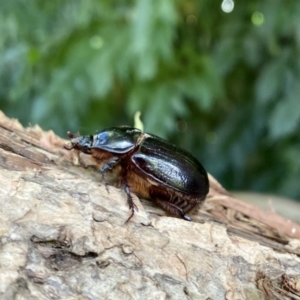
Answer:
[{"left": 64, "top": 126, "right": 209, "bottom": 222}]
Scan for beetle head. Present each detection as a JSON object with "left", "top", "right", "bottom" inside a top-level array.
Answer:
[{"left": 64, "top": 134, "right": 93, "bottom": 154}]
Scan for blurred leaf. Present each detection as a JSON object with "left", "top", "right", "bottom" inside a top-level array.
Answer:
[
  {"left": 268, "top": 90, "right": 300, "bottom": 140},
  {"left": 255, "top": 60, "right": 284, "bottom": 105}
]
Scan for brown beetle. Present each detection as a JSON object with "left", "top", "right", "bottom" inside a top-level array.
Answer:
[{"left": 64, "top": 126, "right": 209, "bottom": 222}]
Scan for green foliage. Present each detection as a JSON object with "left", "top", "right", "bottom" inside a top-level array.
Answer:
[{"left": 1, "top": 0, "right": 300, "bottom": 200}]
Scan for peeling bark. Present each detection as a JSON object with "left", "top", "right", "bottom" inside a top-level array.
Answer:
[{"left": 0, "top": 111, "right": 299, "bottom": 300}]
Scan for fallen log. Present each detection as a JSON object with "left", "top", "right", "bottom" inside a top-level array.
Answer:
[{"left": 0, "top": 111, "right": 299, "bottom": 299}]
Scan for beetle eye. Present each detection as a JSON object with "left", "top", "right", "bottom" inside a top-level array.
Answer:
[{"left": 81, "top": 142, "right": 91, "bottom": 153}]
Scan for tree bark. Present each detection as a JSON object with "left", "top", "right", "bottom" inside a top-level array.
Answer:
[{"left": 0, "top": 111, "right": 299, "bottom": 300}]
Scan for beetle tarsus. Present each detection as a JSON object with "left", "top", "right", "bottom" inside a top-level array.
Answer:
[
  {"left": 125, "top": 209, "right": 135, "bottom": 224},
  {"left": 183, "top": 214, "right": 192, "bottom": 221},
  {"left": 125, "top": 185, "right": 138, "bottom": 211},
  {"left": 98, "top": 167, "right": 110, "bottom": 192},
  {"left": 104, "top": 183, "right": 110, "bottom": 193},
  {"left": 124, "top": 185, "right": 138, "bottom": 223}
]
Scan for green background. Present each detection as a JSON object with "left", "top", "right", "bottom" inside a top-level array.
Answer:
[{"left": 1, "top": 0, "right": 300, "bottom": 200}]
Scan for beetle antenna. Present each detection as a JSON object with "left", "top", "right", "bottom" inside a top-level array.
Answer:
[{"left": 67, "top": 131, "right": 74, "bottom": 138}]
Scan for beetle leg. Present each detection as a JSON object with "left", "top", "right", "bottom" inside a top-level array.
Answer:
[
  {"left": 99, "top": 157, "right": 120, "bottom": 192},
  {"left": 99, "top": 165, "right": 110, "bottom": 193},
  {"left": 149, "top": 186, "right": 192, "bottom": 221},
  {"left": 155, "top": 199, "right": 192, "bottom": 221},
  {"left": 124, "top": 185, "right": 138, "bottom": 223},
  {"left": 166, "top": 201, "right": 192, "bottom": 221}
]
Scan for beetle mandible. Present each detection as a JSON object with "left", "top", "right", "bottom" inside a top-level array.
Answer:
[{"left": 64, "top": 126, "right": 209, "bottom": 222}]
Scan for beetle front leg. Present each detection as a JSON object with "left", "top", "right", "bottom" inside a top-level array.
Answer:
[{"left": 98, "top": 157, "right": 120, "bottom": 192}]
